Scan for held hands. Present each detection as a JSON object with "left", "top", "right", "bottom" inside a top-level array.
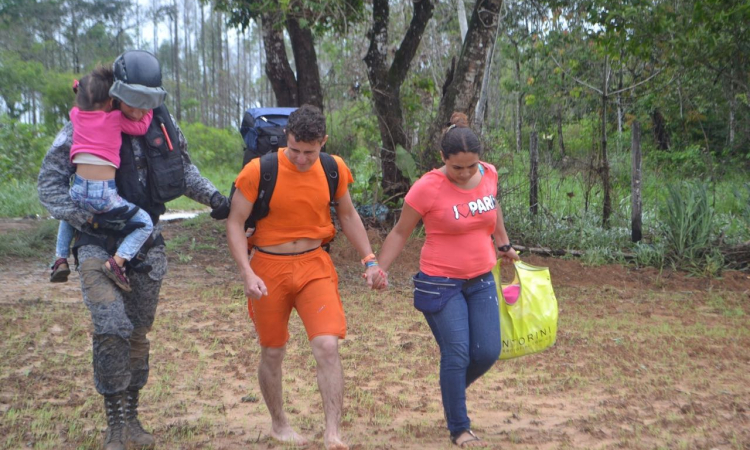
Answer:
[
  {"left": 91, "top": 205, "right": 146, "bottom": 234},
  {"left": 361, "top": 253, "right": 388, "bottom": 290},
  {"left": 364, "top": 265, "right": 388, "bottom": 290}
]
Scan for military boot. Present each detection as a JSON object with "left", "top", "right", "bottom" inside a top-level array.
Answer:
[
  {"left": 103, "top": 393, "right": 127, "bottom": 450},
  {"left": 125, "top": 389, "right": 155, "bottom": 448}
]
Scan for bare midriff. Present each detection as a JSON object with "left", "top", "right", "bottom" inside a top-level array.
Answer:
[
  {"left": 76, "top": 164, "right": 117, "bottom": 181},
  {"left": 258, "top": 237, "right": 322, "bottom": 254}
]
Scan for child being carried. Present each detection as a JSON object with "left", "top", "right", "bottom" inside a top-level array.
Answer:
[{"left": 50, "top": 65, "right": 155, "bottom": 292}]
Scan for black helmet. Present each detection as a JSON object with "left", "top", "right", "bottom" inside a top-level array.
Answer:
[
  {"left": 109, "top": 50, "right": 167, "bottom": 109},
  {"left": 113, "top": 50, "right": 162, "bottom": 87}
]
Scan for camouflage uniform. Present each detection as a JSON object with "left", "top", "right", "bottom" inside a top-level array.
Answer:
[{"left": 37, "top": 117, "right": 220, "bottom": 396}]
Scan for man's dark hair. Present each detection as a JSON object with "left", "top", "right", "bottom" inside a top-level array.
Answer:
[
  {"left": 286, "top": 104, "right": 326, "bottom": 143},
  {"left": 440, "top": 111, "right": 482, "bottom": 158},
  {"left": 75, "top": 66, "right": 114, "bottom": 111}
]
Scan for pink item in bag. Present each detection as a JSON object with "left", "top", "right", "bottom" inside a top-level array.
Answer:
[{"left": 502, "top": 284, "right": 521, "bottom": 305}]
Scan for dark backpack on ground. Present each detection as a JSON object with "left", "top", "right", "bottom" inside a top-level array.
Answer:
[{"left": 231, "top": 107, "right": 340, "bottom": 232}]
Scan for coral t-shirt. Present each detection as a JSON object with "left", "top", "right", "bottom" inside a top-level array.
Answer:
[
  {"left": 234, "top": 150, "right": 354, "bottom": 247},
  {"left": 405, "top": 162, "right": 498, "bottom": 279}
]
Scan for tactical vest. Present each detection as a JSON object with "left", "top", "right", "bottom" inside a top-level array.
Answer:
[
  {"left": 73, "top": 104, "right": 184, "bottom": 261},
  {"left": 117, "top": 104, "right": 185, "bottom": 223}
]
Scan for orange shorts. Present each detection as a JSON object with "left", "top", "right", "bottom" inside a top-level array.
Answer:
[{"left": 248, "top": 247, "right": 346, "bottom": 348}]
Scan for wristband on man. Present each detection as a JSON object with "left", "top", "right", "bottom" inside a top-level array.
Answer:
[{"left": 361, "top": 253, "right": 377, "bottom": 266}]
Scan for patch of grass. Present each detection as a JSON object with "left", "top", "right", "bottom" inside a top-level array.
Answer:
[
  {"left": 0, "top": 180, "right": 48, "bottom": 218},
  {"left": 0, "top": 219, "right": 57, "bottom": 259},
  {"left": 165, "top": 165, "right": 236, "bottom": 212}
]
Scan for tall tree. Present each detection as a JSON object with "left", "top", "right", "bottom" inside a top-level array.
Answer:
[
  {"left": 423, "top": 0, "right": 504, "bottom": 168},
  {"left": 215, "top": 0, "right": 364, "bottom": 110},
  {"left": 364, "top": 0, "right": 434, "bottom": 197}
]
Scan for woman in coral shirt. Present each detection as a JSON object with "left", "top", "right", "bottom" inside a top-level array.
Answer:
[{"left": 376, "top": 112, "right": 519, "bottom": 448}]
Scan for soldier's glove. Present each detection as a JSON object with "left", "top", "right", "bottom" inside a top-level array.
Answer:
[
  {"left": 91, "top": 206, "right": 147, "bottom": 234},
  {"left": 209, "top": 191, "right": 230, "bottom": 220},
  {"left": 128, "top": 254, "right": 153, "bottom": 274}
]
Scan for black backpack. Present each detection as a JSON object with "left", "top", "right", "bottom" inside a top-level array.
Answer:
[{"left": 232, "top": 107, "right": 340, "bottom": 231}]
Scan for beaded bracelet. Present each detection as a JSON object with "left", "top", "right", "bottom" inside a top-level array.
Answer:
[{"left": 361, "top": 253, "right": 377, "bottom": 266}]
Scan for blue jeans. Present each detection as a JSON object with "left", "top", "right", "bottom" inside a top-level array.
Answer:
[
  {"left": 56, "top": 220, "right": 75, "bottom": 259},
  {"left": 66, "top": 174, "right": 154, "bottom": 261},
  {"left": 415, "top": 271, "right": 501, "bottom": 435}
]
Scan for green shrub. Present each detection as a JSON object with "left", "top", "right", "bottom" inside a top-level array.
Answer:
[
  {"left": 648, "top": 144, "right": 708, "bottom": 176},
  {"left": 632, "top": 241, "right": 666, "bottom": 270},
  {"left": 0, "top": 180, "right": 47, "bottom": 217},
  {"left": 0, "top": 116, "right": 52, "bottom": 183},
  {"left": 661, "top": 181, "right": 715, "bottom": 266},
  {"left": 325, "top": 100, "right": 380, "bottom": 160},
  {"left": 347, "top": 145, "right": 382, "bottom": 205},
  {"left": 180, "top": 122, "right": 243, "bottom": 169}
]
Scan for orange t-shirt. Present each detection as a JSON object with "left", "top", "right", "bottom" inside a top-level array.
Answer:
[{"left": 234, "top": 150, "right": 354, "bottom": 247}]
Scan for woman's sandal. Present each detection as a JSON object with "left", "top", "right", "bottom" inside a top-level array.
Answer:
[{"left": 450, "top": 429, "right": 483, "bottom": 448}]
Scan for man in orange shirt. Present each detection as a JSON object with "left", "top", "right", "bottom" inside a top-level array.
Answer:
[{"left": 227, "top": 105, "right": 382, "bottom": 450}]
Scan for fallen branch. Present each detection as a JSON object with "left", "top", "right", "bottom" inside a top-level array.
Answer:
[
  {"left": 513, "top": 244, "right": 585, "bottom": 257},
  {"left": 513, "top": 244, "right": 636, "bottom": 261}
]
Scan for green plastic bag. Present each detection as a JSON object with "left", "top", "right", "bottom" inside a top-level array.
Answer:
[{"left": 492, "top": 260, "right": 558, "bottom": 359}]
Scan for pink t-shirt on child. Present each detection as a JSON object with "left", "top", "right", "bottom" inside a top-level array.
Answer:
[
  {"left": 405, "top": 162, "right": 499, "bottom": 279},
  {"left": 69, "top": 107, "right": 153, "bottom": 168}
]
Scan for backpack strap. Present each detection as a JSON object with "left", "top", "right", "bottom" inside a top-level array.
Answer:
[
  {"left": 247, "top": 152, "right": 339, "bottom": 231},
  {"left": 247, "top": 152, "right": 279, "bottom": 229},
  {"left": 319, "top": 152, "right": 340, "bottom": 207}
]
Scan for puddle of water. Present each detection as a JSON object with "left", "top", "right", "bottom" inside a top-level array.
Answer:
[{"left": 160, "top": 210, "right": 208, "bottom": 221}]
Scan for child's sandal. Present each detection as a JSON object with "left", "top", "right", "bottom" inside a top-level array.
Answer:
[
  {"left": 102, "top": 257, "right": 132, "bottom": 292},
  {"left": 50, "top": 258, "right": 71, "bottom": 283}
]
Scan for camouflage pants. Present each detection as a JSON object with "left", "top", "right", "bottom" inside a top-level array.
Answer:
[{"left": 77, "top": 243, "right": 168, "bottom": 396}]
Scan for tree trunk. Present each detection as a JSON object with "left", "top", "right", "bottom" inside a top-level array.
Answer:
[
  {"left": 557, "top": 106, "right": 566, "bottom": 157},
  {"left": 616, "top": 58, "right": 623, "bottom": 150},
  {"left": 286, "top": 17, "right": 323, "bottom": 110},
  {"left": 200, "top": 3, "right": 207, "bottom": 123},
  {"left": 69, "top": 4, "right": 80, "bottom": 73},
  {"left": 529, "top": 131, "right": 538, "bottom": 215},
  {"left": 216, "top": 12, "right": 224, "bottom": 127},
  {"left": 236, "top": 29, "right": 242, "bottom": 123},
  {"left": 514, "top": 43, "right": 523, "bottom": 153},
  {"left": 457, "top": 0, "right": 468, "bottom": 42},
  {"left": 364, "top": 0, "right": 434, "bottom": 198},
  {"left": 223, "top": 23, "right": 230, "bottom": 126},
  {"left": 210, "top": 9, "right": 216, "bottom": 125},
  {"left": 424, "top": 0, "right": 504, "bottom": 168},
  {"left": 172, "top": 0, "right": 181, "bottom": 122},
  {"left": 600, "top": 61, "right": 612, "bottom": 227},
  {"left": 474, "top": 11, "right": 502, "bottom": 132},
  {"left": 651, "top": 108, "right": 670, "bottom": 150},
  {"left": 728, "top": 79, "right": 736, "bottom": 149},
  {"left": 183, "top": 0, "right": 191, "bottom": 122},
  {"left": 260, "top": 11, "right": 297, "bottom": 107},
  {"left": 631, "top": 121, "right": 642, "bottom": 242}
]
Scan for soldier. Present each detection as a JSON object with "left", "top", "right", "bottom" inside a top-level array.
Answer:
[{"left": 37, "top": 50, "right": 231, "bottom": 450}]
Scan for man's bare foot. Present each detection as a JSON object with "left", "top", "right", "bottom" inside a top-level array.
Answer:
[
  {"left": 270, "top": 426, "right": 308, "bottom": 446},
  {"left": 324, "top": 434, "right": 349, "bottom": 450}
]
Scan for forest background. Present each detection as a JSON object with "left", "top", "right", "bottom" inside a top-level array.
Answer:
[{"left": 1, "top": 0, "right": 749, "bottom": 274}]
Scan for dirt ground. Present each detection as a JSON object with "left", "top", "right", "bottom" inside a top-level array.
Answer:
[{"left": 1, "top": 217, "right": 749, "bottom": 450}]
